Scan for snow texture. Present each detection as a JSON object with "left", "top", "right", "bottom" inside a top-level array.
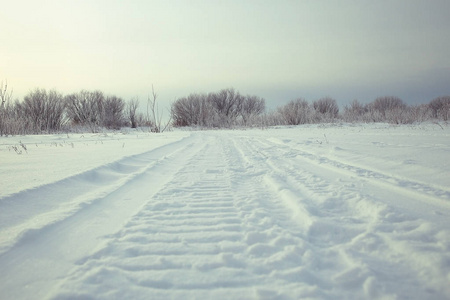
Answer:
[{"left": 0, "top": 124, "right": 449, "bottom": 299}]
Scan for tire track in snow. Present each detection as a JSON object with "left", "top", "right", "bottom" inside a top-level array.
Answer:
[
  {"left": 51, "top": 131, "right": 449, "bottom": 299},
  {"left": 3, "top": 130, "right": 449, "bottom": 299},
  {"left": 237, "top": 135, "right": 450, "bottom": 299},
  {"left": 229, "top": 135, "right": 385, "bottom": 298},
  {"left": 0, "top": 134, "right": 201, "bottom": 300},
  {"left": 49, "top": 133, "right": 325, "bottom": 299},
  {"left": 0, "top": 134, "right": 194, "bottom": 256},
  {"left": 267, "top": 137, "right": 450, "bottom": 203}
]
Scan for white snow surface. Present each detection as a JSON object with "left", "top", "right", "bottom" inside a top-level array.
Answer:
[{"left": 1, "top": 124, "right": 449, "bottom": 299}]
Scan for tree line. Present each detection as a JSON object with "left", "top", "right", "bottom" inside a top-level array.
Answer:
[
  {"left": 0, "top": 82, "right": 161, "bottom": 136},
  {"left": 1, "top": 81, "right": 449, "bottom": 136},
  {"left": 172, "top": 90, "right": 449, "bottom": 128},
  {"left": 273, "top": 96, "right": 449, "bottom": 126}
]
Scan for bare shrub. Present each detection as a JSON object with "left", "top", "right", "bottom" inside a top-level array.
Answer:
[
  {"left": 171, "top": 88, "right": 265, "bottom": 128},
  {"left": 0, "top": 80, "right": 13, "bottom": 109},
  {"left": 259, "top": 111, "right": 284, "bottom": 127},
  {"left": 20, "top": 89, "right": 66, "bottom": 133},
  {"left": 240, "top": 95, "right": 265, "bottom": 126},
  {"left": 278, "top": 98, "right": 311, "bottom": 125},
  {"left": 363, "top": 96, "right": 408, "bottom": 123},
  {"left": 385, "top": 107, "right": 413, "bottom": 124},
  {"left": 429, "top": 96, "right": 450, "bottom": 121},
  {"left": 46, "top": 90, "right": 66, "bottom": 131},
  {"left": 208, "top": 88, "right": 244, "bottom": 127},
  {"left": 343, "top": 100, "right": 368, "bottom": 122},
  {"left": 0, "top": 80, "right": 15, "bottom": 136},
  {"left": 405, "top": 104, "right": 432, "bottom": 123},
  {"left": 135, "top": 112, "right": 147, "bottom": 127},
  {"left": 103, "top": 95, "right": 125, "bottom": 129},
  {"left": 127, "top": 98, "right": 139, "bottom": 128},
  {"left": 0, "top": 101, "right": 25, "bottom": 136},
  {"left": 66, "top": 90, "right": 105, "bottom": 132},
  {"left": 371, "top": 96, "right": 407, "bottom": 119},
  {"left": 313, "top": 97, "right": 339, "bottom": 121},
  {"left": 0, "top": 81, "right": 35, "bottom": 136},
  {"left": 195, "top": 94, "right": 214, "bottom": 127},
  {"left": 171, "top": 93, "right": 211, "bottom": 127},
  {"left": 171, "top": 97, "right": 192, "bottom": 127}
]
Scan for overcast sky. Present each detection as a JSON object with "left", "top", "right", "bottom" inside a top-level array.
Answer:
[{"left": 2, "top": 0, "right": 450, "bottom": 108}]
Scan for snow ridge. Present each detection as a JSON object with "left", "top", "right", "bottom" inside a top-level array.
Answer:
[{"left": 0, "top": 136, "right": 193, "bottom": 256}]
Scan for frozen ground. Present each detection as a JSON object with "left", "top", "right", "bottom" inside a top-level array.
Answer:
[{"left": 0, "top": 123, "right": 449, "bottom": 299}]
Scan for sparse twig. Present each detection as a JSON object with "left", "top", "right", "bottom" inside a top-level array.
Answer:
[
  {"left": 148, "top": 85, "right": 171, "bottom": 133},
  {"left": 11, "top": 145, "right": 22, "bottom": 154},
  {"left": 434, "top": 122, "right": 444, "bottom": 130},
  {"left": 0, "top": 80, "right": 13, "bottom": 109},
  {"left": 19, "top": 141, "right": 28, "bottom": 153}
]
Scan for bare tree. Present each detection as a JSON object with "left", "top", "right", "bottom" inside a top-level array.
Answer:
[{"left": 127, "top": 98, "right": 140, "bottom": 128}]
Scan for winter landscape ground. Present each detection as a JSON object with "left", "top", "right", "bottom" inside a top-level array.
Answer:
[{"left": 0, "top": 123, "right": 449, "bottom": 299}]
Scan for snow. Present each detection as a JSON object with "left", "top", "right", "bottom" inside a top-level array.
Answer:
[{"left": 0, "top": 123, "right": 449, "bottom": 299}]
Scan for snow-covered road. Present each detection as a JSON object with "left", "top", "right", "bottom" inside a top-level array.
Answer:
[{"left": 1, "top": 125, "right": 449, "bottom": 299}]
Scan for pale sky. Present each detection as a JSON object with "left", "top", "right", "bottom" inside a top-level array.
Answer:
[{"left": 2, "top": 0, "right": 450, "bottom": 108}]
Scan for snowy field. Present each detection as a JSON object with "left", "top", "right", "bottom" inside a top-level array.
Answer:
[{"left": 0, "top": 123, "right": 449, "bottom": 299}]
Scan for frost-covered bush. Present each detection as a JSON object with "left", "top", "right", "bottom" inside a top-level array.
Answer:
[
  {"left": 127, "top": 98, "right": 140, "bottom": 128},
  {"left": 207, "top": 88, "right": 244, "bottom": 127},
  {"left": 1, "top": 88, "right": 67, "bottom": 135},
  {"left": 313, "top": 97, "right": 339, "bottom": 121},
  {"left": 171, "top": 88, "right": 265, "bottom": 128},
  {"left": 19, "top": 89, "right": 66, "bottom": 133},
  {"left": 240, "top": 95, "right": 265, "bottom": 126},
  {"left": 4, "top": 78, "right": 450, "bottom": 135},
  {"left": 361, "top": 96, "right": 411, "bottom": 124},
  {"left": 65, "top": 90, "right": 126, "bottom": 131},
  {"left": 277, "top": 98, "right": 312, "bottom": 125},
  {"left": 103, "top": 95, "right": 126, "bottom": 129},
  {"left": 429, "top": 96, "right": 450, "bottom": 121},
  {"left": 370, "top": 96, "right": 407, "bottom": 120},
  {"left": 343, "top": 100, "right": 368, "bottom": 122},
  {"left": 65, "top": 90, "right": 105, "bottom": 131},
  {"left": 0, "top": 99, "right": 26, "bottom": 136},
  {"left": 0, "top": 81, "right": 14, "bottom": 136},
  {"left": 171, "top": 93, "right": 212, "bottom": 127}
]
